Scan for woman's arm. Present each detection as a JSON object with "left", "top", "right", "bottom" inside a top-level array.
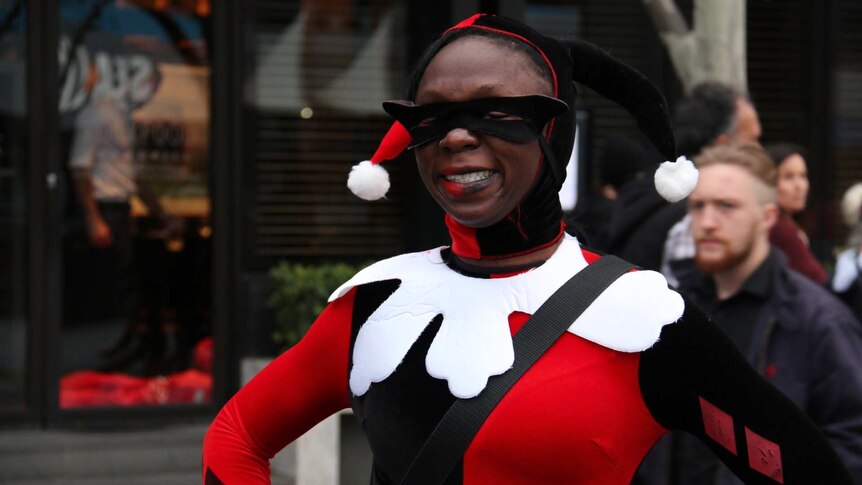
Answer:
[
  {"left": 639, "top": 303, "right": 852, "bottom": 484},
  {"left": 202, "top": 289, "right": 356, "bottom": 484}
]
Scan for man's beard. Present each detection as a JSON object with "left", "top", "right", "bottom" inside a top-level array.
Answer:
[{"left": 694, "top": 237, "right": 754, "bottom": 274}]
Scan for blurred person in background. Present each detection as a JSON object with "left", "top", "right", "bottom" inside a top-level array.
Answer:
[
  {"left": 68, "top": 62, "right": 178, "bottom": 376},
  {"left": 659, "top": 82, "right": 763, "bottom": 289},
  {"left": 832, "top": 182, "right": 862, "bottom": 321},
  {"left": 571, "top": 133, "right": 658, "bottom": 251},
  {"left": 676, "top": 142, "right": 862, "bottom": 483},
  {"left": 607, "top": 81, "right": 761, "bottom": 275},
  {"left": 764, "top": 142, "right": 828, "bottom": 285}
]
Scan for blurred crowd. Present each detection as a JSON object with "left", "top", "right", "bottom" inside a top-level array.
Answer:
[{"left": 570, "top": 81, "right": 862, "bottom": 484}]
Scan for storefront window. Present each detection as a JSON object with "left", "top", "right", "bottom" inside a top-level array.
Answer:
[
  {"left": 247, "top": 0, "right": 407, "bottom": 263},
  {"left": 0, "top": 0, "right": 27, "bottom": 411},
  {"left": 58, "top": 0, "right": 212, "bottom": 408}
]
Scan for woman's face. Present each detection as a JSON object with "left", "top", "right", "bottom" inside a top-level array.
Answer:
[
  {"left": 776, "top": 153, "right": 809, "bottom": 214},
  {"left": 413, "top": 36, "right": 553, "bottom": 228}
]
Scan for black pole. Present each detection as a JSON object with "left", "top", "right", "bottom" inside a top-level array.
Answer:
[{"left": 26, "top": 0, "right": 61, "bottom": 425}]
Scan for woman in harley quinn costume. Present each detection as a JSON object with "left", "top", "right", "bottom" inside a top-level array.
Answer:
[{"left": 203, "top": 14, "right": 852, "bottom": 485}]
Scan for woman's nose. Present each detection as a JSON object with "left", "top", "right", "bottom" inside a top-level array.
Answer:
[{"left": 438, "top": 127, "right": 480, "bottom": 152}]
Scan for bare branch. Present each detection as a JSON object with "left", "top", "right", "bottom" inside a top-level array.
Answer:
[
  {"left": 642, "top": 0, "right": 689, "bottom": 36},
  {"left": 644, "top": 0, "right": 748, "bottom": 94},
  {"left": 644, "top": 0, "right": 696, "bottom": 89}
]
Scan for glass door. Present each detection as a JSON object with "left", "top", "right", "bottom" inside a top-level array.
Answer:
[{"left": 57, "top": 0, "right": 213, "bottom": 409}]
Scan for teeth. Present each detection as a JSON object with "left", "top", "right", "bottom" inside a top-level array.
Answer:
[{"left": 444, "top": 170, "right": 493, "bottom": 184}]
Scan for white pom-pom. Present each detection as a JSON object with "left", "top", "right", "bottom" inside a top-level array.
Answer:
[
  {"left": 654, "top": 156, "right": 699, "bottom": 203},
  {"left": 348, "top": 160, "right": 390, "bottom": 201}
]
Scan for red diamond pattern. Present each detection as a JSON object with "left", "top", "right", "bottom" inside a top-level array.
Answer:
[
  {"left": 699, "top": 396, "right": 737, "bottom": 455},
  {"left": 746, "top": 427, "right": 784, "bottom": 484}
]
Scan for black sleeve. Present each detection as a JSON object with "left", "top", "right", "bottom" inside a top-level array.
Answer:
[{"left": 639, "top": 301, "right": 853, "bottom": 485}]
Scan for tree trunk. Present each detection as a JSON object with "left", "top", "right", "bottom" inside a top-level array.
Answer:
[{"left": 643, "top": 0, "right": 748, "bottom": 95}]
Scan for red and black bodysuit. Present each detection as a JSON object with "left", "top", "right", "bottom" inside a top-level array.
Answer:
[
  {"left": 203, "top": 13, "right": 850, "bottom": 485},
  {"left": 203, "top": 235, "right": 850, "bottom": 484}
]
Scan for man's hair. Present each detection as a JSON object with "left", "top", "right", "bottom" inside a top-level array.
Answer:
[
  {"left": 673, "top": 82, "right": 745, "bottom": 157},
  {"left": 695, "top": 142, "right": 777, "bottom": 202}
]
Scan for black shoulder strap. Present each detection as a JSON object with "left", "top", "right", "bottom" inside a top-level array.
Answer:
[{"left": 400, "top": 255, "right": 636, "bottom": 485}]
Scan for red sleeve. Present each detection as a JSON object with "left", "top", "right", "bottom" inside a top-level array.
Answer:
[
  {"left": 202, "top": 288, "right": 356, "bottom": 484},
  {"left": 769, "top": 220, "right": 827, "bottom": 285}
]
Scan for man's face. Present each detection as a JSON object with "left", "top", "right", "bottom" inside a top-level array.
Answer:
[
  {"left": 688, "top": 164, "right": 771, "bottom": 274},
  {"left": 733, "top": 98, "right": 762, "bottom": 143}
]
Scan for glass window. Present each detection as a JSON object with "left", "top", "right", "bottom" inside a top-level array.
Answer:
[
  {"left": 0, "top": 0, "right": 27, "bottom": 411},
  {"left": 58, "top": 0, "right": 212, "bottom": 409},
  {"left": 247, "top": 0, "right": 408, "bottom": 264},
  {"left": 525, "top": 2, "right": 583, "bottom": 41}
]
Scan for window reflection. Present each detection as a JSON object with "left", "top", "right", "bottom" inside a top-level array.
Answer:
[
  {"left": 249, "top": 0, "right": 407, "bottom": 260},
  {"left": 58, "top": 0, "right": 212, "bottom": 408}
]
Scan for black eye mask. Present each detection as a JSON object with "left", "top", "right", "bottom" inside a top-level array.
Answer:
[{"left": 382, "top": 95, "right": 569, "bottom": 149}]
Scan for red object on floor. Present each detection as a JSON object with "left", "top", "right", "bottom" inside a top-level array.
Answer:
[
  {"left": 60, "top": 368, "right": 212, "bottom": 408},
  {"left": 168, "top": 369, "right": 213, "bottom": 404},
  {"left": 193, "top": 337, "right": 214, "bottom": 373}
]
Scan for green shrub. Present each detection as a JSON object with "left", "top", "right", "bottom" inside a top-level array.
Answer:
[{"left": 268, "top": 261, "right": 362, "bottom": 351}]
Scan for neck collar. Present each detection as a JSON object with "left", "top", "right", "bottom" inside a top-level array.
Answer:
[{"left": 441, "top": 247, "right": 550, "bottom": 278}]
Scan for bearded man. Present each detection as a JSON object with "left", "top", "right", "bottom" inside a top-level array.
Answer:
[{"left": 671, "top": 142, "right": 862, "bottom": 484}]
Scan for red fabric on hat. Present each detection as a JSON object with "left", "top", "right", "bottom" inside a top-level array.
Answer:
[
  {"left": 370, "top": 122, "right": 411, "bottom": 164},
  {"left": 446, "top": 13, "right": 484, "bottom": 32}
]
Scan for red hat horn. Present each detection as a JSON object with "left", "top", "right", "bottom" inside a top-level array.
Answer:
[{"left": 347, "top": 121, "right": 411, "bottom": 201}]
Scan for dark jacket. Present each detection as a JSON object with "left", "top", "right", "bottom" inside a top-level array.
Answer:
[
  {"left": 684, "top": 251, "right": 862, "bottom": 484},
  {"left": 603, "top": 177, "right": 687, "bottom": 271}
]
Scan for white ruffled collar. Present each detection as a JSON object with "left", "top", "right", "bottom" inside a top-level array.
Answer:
[{"left": 329, "top": 235, "right": 684, "bottom": 399}]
